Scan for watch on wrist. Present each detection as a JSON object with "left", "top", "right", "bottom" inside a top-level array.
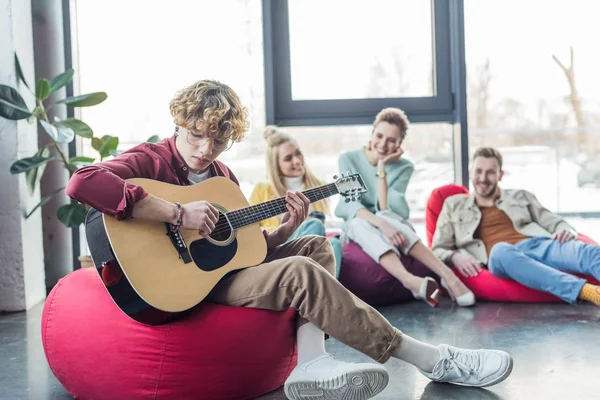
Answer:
[{"left": 376, "top": 170, "right": 386, "bottom": 179}]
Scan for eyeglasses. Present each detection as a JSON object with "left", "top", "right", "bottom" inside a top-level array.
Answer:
[{"left": 185, "top": 129, "right": 233, "bottom": 152}]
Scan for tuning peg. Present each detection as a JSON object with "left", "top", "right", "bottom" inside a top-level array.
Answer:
[
  {"left": 333, "top": 174, "right": 338, "bottom": 180},
  {"left": 345, "top": 197, "right": 350, "bottom": 203}
]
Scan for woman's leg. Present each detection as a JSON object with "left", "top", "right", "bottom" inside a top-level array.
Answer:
[
  {"left": 345, "top": 217, "right": 425, "bottom": 291},
  {"left": 408, "top": 242, "right": 473, "bottom": 299},
  {"left": 377, "top": 212, "right": 472, "bottom": 301},
  {"left": 378, "top": 250, "right": 423, "bottom": 293},
  {"left": 328, "top": 237, "right": 343, "bottom": 279}
]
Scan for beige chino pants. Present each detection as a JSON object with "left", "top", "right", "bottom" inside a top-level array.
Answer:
[{"left": 206, "top": 235, "right": 402, "bottom": 363}]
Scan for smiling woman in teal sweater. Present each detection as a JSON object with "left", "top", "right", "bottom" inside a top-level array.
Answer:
[{"left": 335, "top": 108, "right": 474, "bottom": 307}]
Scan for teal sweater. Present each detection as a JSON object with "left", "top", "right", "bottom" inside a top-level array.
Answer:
[{"left": 335, "top": 149, "right": 414, "bottom": 222}]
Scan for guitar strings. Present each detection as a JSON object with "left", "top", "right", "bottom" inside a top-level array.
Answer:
[
  {"left": 208, "top": 184, "right": 337, "bottom": 236},
  {"left": 204, "top": 183, "right": 340, "bottom": 237}
]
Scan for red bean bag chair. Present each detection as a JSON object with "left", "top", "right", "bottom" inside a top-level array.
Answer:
[
  {"left": 425, "top": 184, "right": 599, "bottom": 302},
  {"left": 42, "top": 268, "right": 297, "bottom": 400},
  {"left": 338, "top": 241, "right": 435, "bottom": 306}
]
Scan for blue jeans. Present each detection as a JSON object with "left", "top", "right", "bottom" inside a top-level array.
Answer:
[
  {"left": 287, "top": 218, "right": 343, "bottom": 279},
  {"left": 488, "top": 237, "right": 600, "bottom": 303}
]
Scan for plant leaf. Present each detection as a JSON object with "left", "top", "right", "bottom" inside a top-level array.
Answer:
[
  {"left": 25, "top": 147, "right": 50, "bottom": 194},
  {"left": 25, "top": 186, "right": 65, "bottom": 219},
  {"left": 49, "top": 69, "right": 74, "bottom": 94},
  {"left": 0, "top": 84, "right": 31, "bottom": 120},
  {"left": 91, "top": 137, "right": 102, "bottom": 151},
  {"left": 35, "top": 79, "right": 50, "bottom": 101},
  {"left": 10, "top": 154, "right": 54, "bottom": 174},
  {"left": 147, "top": 135, "right": 160, "bottom": 143},
  {"left": 54, "top": 118, "right": 93, "bottom": 138},
  {"left": 68, "top": 156, "right": 95, "bottom": 171},
  {"left": 98, "top": 135, "right": 119, "bottom": 159},
  {"left": 57, "top": 202, "right": 88, "bottom": 228},
  {"left": 56, "top": 92, "right": 107, "bottom": 107},
  {"left": 39, "top": 120, "right": 58, "bottom": 141},
  {"left": 14, "top": 53, "right": 30, "bottom": 90},
  {"left": 40, "top": 119, "right": 74, "bottom": 143},
  {"left": 69, "top": 156, "right": 95, "bottom": 165},
  {"left": 55, "top": 125, "right": 75, "bottom": 143}
]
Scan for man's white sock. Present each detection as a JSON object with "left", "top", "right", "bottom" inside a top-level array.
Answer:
[
  {"left": 391, "top": 334, "right": 441, "bottom": 372},
  {"left": 296, "top": 322, "right": 327, "bottom": 364}
]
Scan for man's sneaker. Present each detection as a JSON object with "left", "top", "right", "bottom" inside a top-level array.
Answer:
[
  {"left": 284, "top": 353, "right": 389, "bottom": 400},
  {"left": 419, "top": 344, "right": 513, "bottom": 387}
]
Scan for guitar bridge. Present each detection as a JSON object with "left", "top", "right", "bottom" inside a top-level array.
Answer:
[{"left": 165, "top": 224, "right": 192, "bottom": 263}]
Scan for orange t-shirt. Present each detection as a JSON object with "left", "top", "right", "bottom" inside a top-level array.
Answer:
[{"left": 476, "top": 205, "right": 528, "bottom": 256}]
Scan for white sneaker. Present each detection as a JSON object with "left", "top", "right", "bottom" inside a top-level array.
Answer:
[
  {"left": 419, "top": 344, "right": 513, "bottom": 387},
  {"left": 284, "top": 353, "right": 389, "bottom": 400}
]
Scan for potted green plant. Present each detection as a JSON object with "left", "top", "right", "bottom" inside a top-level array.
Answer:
[
  {"left": 2, "top": 54, "right": 161, "bottom": 268},
  {"left": 0, "top": 53, "right": 120, "bottom": 229}
]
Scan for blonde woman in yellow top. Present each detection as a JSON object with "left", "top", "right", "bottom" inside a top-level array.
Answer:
[{"left": 250, "top": 126, "right": 343, "bottom": 277}]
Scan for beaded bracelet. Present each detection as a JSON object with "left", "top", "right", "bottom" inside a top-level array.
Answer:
[{"left": 170, "top": 202, "right": 183, "bottom": 232}]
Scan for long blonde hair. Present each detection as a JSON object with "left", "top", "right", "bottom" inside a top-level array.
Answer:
[{"left": 263, "top": 125, "right": 330, "bottom": 215}]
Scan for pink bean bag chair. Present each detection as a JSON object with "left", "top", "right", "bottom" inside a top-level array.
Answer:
[
  {"left": 426, "top": 184, "right": 599, "bottom": 302},
  {"left": 42, "top": 267, "right": 298, "bottom": 399}
]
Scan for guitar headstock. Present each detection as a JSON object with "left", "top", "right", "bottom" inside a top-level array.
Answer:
[{"left": 334, "top": 172, "right": 368, "bottom": 203}]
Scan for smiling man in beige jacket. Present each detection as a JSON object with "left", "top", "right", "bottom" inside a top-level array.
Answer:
[{"left": 432, "top": 147, "right": 600, "bottom": 306}]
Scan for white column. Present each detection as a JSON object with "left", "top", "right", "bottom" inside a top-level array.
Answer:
[
  {"left": 32, "top": 0, "right": 74, "bottom": 287},
  {"left": 0, "top": 0, "right": 46, "bottom": 311}
]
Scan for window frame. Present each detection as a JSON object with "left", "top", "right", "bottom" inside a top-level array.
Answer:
[{"left": 263, "top": 0, "right": 458, "bottom": 126}]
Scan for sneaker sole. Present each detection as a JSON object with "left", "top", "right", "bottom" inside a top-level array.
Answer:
[
  {"left": 454, "top": 355, "right": 514, "bottom": 388},
  {"left": 284, "top": 368, "right": 389, "bottom": 400}
]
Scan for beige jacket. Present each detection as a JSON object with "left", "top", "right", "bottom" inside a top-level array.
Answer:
[{"left": 432, "top": 189, "right": 577, "bottom": 265}]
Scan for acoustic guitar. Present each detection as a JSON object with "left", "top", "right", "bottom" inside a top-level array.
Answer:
[{"left": 85, "top": 173, "right": 366, "bottom": 325}]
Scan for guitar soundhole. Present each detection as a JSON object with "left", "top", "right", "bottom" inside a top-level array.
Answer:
[{"left": 209, "top": 213, "right": 232, "bottom": 242}]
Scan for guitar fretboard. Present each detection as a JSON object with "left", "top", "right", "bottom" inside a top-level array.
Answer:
[{"left": 225, "top": 183, "right": 338, "bottom": 229}]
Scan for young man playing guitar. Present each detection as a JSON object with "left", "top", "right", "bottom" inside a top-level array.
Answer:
[{"left": 66, "top": 80, "right": 513, "bottom": 400}]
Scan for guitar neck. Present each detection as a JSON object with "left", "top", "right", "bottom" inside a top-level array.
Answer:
[{"left": 225, "top": 182, "right": 339, "bottom": 229}]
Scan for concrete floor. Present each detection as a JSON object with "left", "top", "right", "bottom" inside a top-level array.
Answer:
[{"left": 1, "top": 299, "right": 599, "bottom": 399}]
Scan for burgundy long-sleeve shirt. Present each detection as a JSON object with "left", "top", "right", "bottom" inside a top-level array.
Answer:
[{"left": 66, "top": 135, "right": 239, "bottom": 220}]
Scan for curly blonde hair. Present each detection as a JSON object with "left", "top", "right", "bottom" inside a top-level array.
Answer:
[
  {"left": 169, "top": 80, "right": 249, "bottom": 142},
  {"left": 372, "top": 107, "right": 410, "bottom": 139},
  {"left": 263, "top": 125, "right": 330, "bottom": 215}
]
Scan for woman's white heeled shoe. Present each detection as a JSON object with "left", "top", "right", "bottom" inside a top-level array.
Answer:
[
  {"left": 441, "top": 278, "right": 476, "bottom": 307},
  {"left": 411, "top": 276, "right": 441, "bottom": 308}
]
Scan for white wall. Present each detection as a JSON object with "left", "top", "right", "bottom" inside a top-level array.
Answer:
[{"left": 0, "top": 0, "right": 47, "bottom": 311}]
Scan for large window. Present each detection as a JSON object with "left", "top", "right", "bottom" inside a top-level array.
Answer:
[
  {"left": 287, "top": 0, "right": 434, "bottom": 101},
  {"left": 465, "top": 0, "right": 600, "bottom": 218},
  {"left": 263, "top": 0, "right": 458, "bottom": 126}
]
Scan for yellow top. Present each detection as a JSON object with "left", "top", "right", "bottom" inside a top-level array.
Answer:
[{"left": 249, "top": 182, "right": 329, "bottom": 232}]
